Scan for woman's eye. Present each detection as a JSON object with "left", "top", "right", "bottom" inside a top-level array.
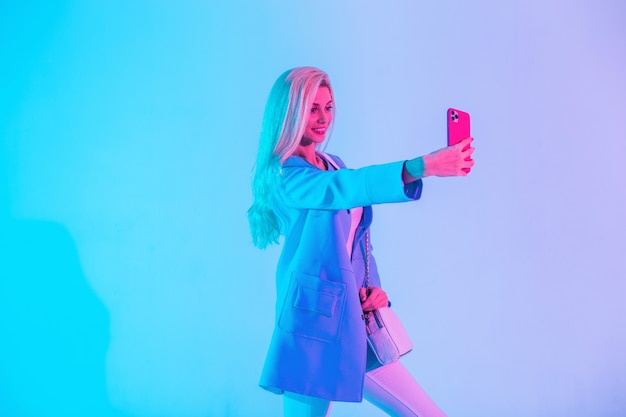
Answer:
[
  {"left": 325, "top": 106, "right": 333, "bottom": 111},
  {"left": 310, "top": 107, "right": 319, "bottom": 113}
]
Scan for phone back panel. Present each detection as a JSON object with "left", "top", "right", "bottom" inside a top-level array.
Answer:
[{"left": 447, "top": 108, "right": 471, "bottom": 147}]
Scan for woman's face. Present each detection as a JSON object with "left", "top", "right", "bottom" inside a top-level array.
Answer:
[{"left": 300, "top": 86, "right": 333, "bottom": 146}]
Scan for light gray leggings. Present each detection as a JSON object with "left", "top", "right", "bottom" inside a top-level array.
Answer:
[{"left": 283, "top": 360, "right": 447, "bottom": 417}]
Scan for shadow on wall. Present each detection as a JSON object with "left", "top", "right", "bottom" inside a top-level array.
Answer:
[{"left": 0, "top": 218, "right": 128, "bottom": 417}]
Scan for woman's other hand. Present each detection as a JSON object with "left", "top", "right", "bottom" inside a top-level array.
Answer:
[
  {"left": 359, "top": 287, "right": 389, "bottom": 312},
  {"left": 404, "top": 137, "right": 475, "bottom": 180}
]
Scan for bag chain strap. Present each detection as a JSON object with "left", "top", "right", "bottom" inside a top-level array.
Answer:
[
  {"left": 363, "top": 230, "right": 375, "bottom": 333},
  {"left": 364, "top": 230, "right": 370, "bottom": 288}
]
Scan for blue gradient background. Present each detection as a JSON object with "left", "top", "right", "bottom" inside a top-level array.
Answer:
[{"left": 1, "top": 1, "right": 625, "bottom": 416}]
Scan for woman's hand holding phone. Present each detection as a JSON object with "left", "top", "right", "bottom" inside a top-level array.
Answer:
[
  {"left": 402, "top": 107, "right": 475, "bottom": 181},
  {"left": 404, "top": 137, "right": 474, "bottom": 180},
  {"left": 423, "top": 137, "right": 475, "bottom": 177}
]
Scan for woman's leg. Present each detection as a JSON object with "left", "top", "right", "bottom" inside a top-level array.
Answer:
[
  {"left": 363, "top": 361, "right": 447, "bottom": 417},
  {"left": 283, "top": 391, "right": 333, "bottom": 417}
]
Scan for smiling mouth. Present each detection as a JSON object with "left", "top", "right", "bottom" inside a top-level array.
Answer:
[{"left": 312, "top": 127, "right": 326, "bottom": 134}]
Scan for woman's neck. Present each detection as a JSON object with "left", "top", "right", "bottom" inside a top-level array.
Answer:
[
  {"left": 294, "top": 145, "right": 326, "bottom": 170},
  {"left": 294, "top": 144, "right": 317, "bottom": 165}
]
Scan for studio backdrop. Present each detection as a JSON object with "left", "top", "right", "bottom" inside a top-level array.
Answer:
[{"left": 1, "top": 1, "right": 625, "bottom": 416}]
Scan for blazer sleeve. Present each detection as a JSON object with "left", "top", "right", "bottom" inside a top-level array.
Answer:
[{"left": 278, "top": 157, "right": 423, "bottom": 210}]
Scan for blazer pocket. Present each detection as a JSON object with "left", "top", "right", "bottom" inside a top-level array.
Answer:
[{"left": 278, "top": 272, "right": 347, "bottom": 343}]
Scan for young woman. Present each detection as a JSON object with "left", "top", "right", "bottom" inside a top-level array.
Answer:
[{"left": 248, "top": 67, "right": 474, "bottom": 417}]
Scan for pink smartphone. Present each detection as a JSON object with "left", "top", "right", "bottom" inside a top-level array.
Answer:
[{"left": 447, "top": 108, "right": 470, "bottom": 147}]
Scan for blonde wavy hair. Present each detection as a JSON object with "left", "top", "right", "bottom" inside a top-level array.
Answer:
[{"left": 248, "top": 67, "right": 334, "bottom": 248}]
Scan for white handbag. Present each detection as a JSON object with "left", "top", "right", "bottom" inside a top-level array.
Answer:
[{"left": 362, "top": 231, "right": 413, "bottom": 365}]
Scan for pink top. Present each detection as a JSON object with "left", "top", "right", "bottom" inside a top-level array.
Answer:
[{"left": 346, "top": 206, "right": 363, "bottom": 258}]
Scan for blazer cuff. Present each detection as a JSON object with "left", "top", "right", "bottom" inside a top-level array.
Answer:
[{"left": 403, "top": 179, "right": 423, "bottom": 200}]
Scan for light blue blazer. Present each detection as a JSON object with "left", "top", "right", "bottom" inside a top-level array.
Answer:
[{"left": 259, "top": 153, "right": 423, "bottom": 402}]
